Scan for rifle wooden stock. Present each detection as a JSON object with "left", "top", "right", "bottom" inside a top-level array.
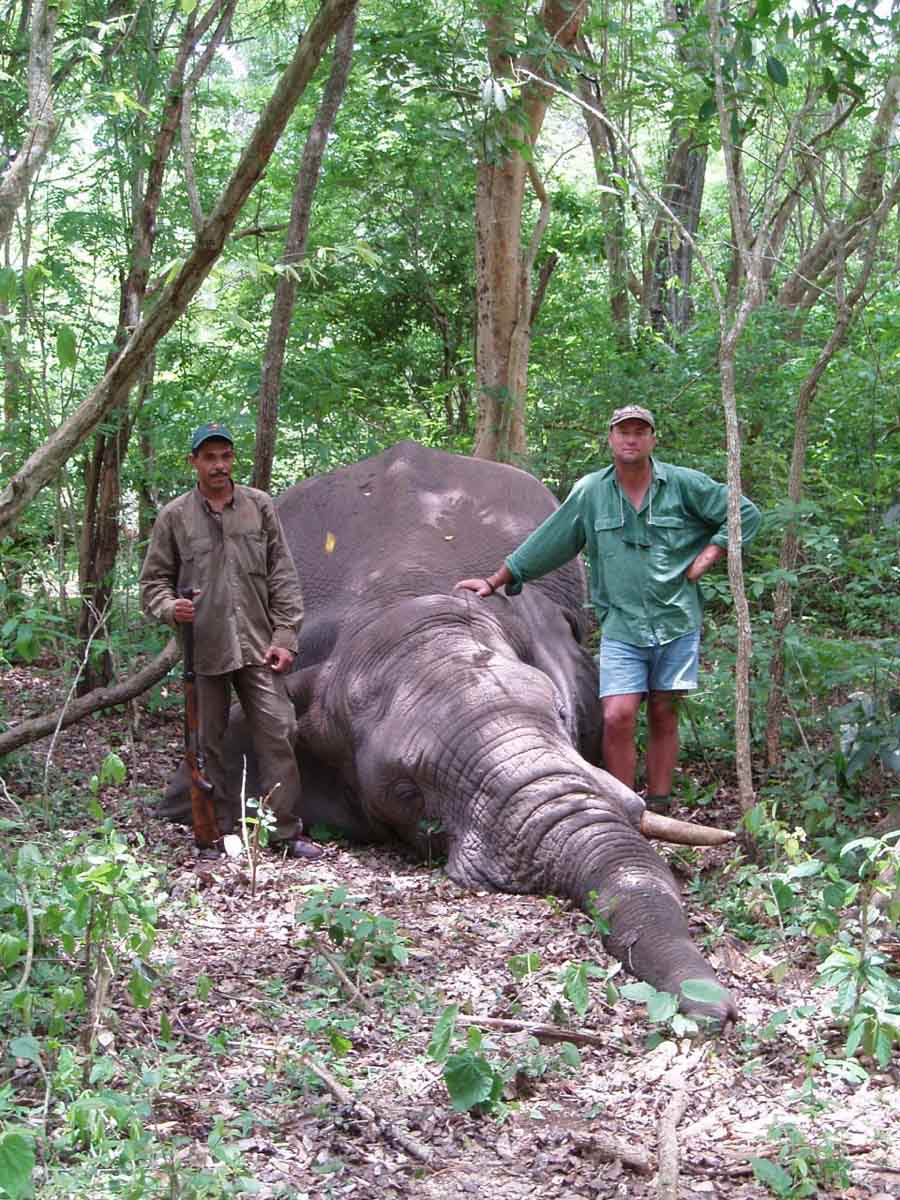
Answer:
[{"left": 179, "top": 589, "right": 219, "bottom": 850}]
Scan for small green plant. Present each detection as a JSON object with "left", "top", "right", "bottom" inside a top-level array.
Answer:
[
  {"left": 616, "top": 978, "right": 733, "bottom": 1041},
  {"left": 751, "top": 1122, "right": 852, "bottom": 1197},
  {"left": 558, "top": 960, "right": 616, "bottom": 1020},
  {"left": 1, "top": 820, "right": 161, "bottom": 1054},
  {"left": 814, "top": 830, "right": 900, "bottom": 1070},
  {"left": 0, "top": 1127, "right": 35, "bottom": 1200},
  {"left": 296, "top": 887, "right": 409, "bottom": 972},
  {"left": 427, "top": 1004, "right": 579, "bottom": 1115},
  {"left": 240, "top": 786, "right": 278, "bottom": 897},
  {"left": 417, "top": 817, "right": 445, "bottom": 868}
]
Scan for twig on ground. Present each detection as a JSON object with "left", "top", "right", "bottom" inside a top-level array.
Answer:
[
  {"left": 570, "top": 1130, "right": 652, "bottom": 1174},
  {"left": 0, "top": 774, "right": 23, "bottom": 816},
  {"left": 299, "top": 1053, "right": 432, "bottom": 1164},
  {"left": 657, "top": 1087, "right": 688, "bottom": 1200},
  {"left": 454, "top": 1013, "right": 637, "bottom": 1053},
  {"left": 307, "top": 930, "right": 370, "bottom": 1012},
  {"left": 685, "top": 1140, "right": 881, "bottom": 1178}
]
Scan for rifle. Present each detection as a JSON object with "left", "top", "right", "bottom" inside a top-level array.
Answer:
[{"left": 179, "top": 588, "right": 219, "bottom": 850}]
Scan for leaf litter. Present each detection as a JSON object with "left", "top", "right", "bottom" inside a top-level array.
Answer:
[{"left": 2, "top": 663, "right": 899, "bottom": 1199}]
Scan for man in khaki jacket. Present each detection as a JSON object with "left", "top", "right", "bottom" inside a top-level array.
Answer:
[{"left": 140, "top": 422, "right": 321, "bottom": 859}]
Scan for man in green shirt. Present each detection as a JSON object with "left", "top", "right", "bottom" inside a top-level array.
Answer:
[
  {"left": 140, "top": 422, "right": 322, "bottom": 859},
  {"left": 456, "top": 406, "right": 761, "bottom": 810}
]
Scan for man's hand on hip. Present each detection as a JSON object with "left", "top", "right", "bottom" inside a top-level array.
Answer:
[
  {"left": 685, "top": 544, "right": 725, "bottom": 582},
  {"left": 265, "top": 646, "right": 295, "bottom": 673}
]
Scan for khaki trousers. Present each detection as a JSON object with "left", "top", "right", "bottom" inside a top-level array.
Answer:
[{"left": 196, "top": 666, "right": 301, "bottom": 840}]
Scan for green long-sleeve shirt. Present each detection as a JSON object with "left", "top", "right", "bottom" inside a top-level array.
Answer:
[
  {"left": 139, "top": 484, "right": 304, "bottom": 675},
  {"left": 505, "top": 459, "right": 761, "bottom": 647}
]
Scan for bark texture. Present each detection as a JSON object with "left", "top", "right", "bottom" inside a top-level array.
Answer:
[
  {"left": 577, "top": 35, "right": 630, "bottom": 341},
  {"left": 0, "top": 0, "right": 58, "bottom": 246},
  {"left": 473, "top": 0, "right": 589, "bottom": 462},
  {"left": 75, "top": 0, "right": 237, "bottom": 693}
]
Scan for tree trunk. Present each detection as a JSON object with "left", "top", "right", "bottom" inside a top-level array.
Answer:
[
  {"left": 252, "top": 4, "right": 358, "bottom": 493},
  {"left": 645, "top": 132, "right": 707, "bottom": 334},
  {"left": 641, "top": 0, "right": 708, "bottom": 337},
  {"left": 0, "top": 0, "right": 58, "bottom": 245},
  {"left": 718, "top": 329, "right": 755, "bottom": 811},
  {"left": 472, "top": 0, "right": 589, "bottom": 463},
  {"left": 576, "top": 37, "right": 630, "bottom": 343},
  {"left": 764, "top": 210, "right": 895, "bottom": 767},
  {"left": 0, "top": 0, "right": 357, "bottom": 540}
]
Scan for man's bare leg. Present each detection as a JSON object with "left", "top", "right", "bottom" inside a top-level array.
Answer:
[
  {"left": 601, "top": 692, "right": 644, "bottom": 789},
  {"left": 646, "top": 690, "right": 681, "bottom": 798}
]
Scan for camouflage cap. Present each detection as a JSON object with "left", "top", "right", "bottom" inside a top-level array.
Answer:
[
  {"left": 609, "top": 405, "right": 656, "bottom": 431},
  {"left": 190, "top": 422, "right": 234, "bottom": 453}
]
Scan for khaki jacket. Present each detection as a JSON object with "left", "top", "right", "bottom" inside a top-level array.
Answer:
[{"left": 139, "top": 484, "right": 304, "bottom": 675}]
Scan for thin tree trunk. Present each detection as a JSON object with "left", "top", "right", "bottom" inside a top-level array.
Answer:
[
  {"left": 0, "top": 0, "right": 58, "bottom": 245},
  {"left": 577, "top": 36, "right": 630, "bottom": 343},
  {"left": 473, "top": 0, "right": 589, "bottom": 463},
  {"left": 0, "top": 0, "right": 358, "bottom": 540},
  {"left": 719, "top": 325, "right": 755, "bottom": 810},
  {"left": 645, "top": 132, "right": 707, "bottom": 334},
  {"left": 252, "top": 4, "right": 358, "bottom": 493}
]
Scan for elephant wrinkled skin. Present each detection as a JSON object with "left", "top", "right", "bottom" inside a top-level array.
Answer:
[{"left": 160, "top": 441, "right": 737, "bottom": 1024}]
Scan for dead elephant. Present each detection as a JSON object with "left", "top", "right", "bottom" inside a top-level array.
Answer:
[{"left": 160, "top": 441, "right": 737, "bottom": 1024}]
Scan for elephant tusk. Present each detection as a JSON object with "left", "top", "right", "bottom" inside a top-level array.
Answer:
[{"left": 640, "top": 811, "right": 736, "bottom": 846}]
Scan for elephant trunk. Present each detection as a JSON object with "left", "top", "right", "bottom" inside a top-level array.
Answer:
[{"left": 432, "top": 722, "right": 737, "bottom": 1024}]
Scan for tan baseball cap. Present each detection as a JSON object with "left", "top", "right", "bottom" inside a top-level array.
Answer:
[{"left": 609, "top": 405, "right": 656, "bottom": 430}]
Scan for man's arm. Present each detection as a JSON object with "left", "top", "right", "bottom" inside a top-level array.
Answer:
[
  {"left": 682, "top": 470, "right": 762, "bottom": 580},
  {"left": 262, "top": 499, "right": 304, "bottom": 666},
  {"left": 139, "top": 509, "right": 181, "bottom": 627},
  {"left": 456, "top": 564, "right": 513, "bottom": 597},
  {"left": 685, "top": 543, "right": 725, "bottom": 582},
  {"left": 456, "top": 485, "right": 589, "bottom": 596}
]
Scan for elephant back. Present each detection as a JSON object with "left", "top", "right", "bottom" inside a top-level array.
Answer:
[{"left": 275, "top": 441, "right": 592, "bottom": 660}]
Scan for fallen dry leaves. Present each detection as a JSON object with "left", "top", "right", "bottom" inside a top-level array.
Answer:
[{"left": 2, "top": 662, "right": 899, "bottom": 1199}]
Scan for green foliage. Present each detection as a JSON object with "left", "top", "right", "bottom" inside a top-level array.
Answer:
[
  {"left": 617, "top": 978, "right": 732, "bottom": 1040},
  {"left": 751, "top": 1123, "right": 852, "bottom": 1198},
  {"left": 427, "top": 1004, "right": 580, "bottom": 1116},
  {"left": 0, "top": 1130, "right": 34, "bottom": 1200},
  {"left": 296, "top": 887, "right": 409, "bottom": 970},
  {"left": 0, "top": 820, "right": 161, "bottom": 1043}
]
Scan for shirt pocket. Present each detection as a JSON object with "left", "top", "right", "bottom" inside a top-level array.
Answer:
[
  {"left": 236, "top": 530, "right": 268, "bottom": 576},
  {"left": 180, "top": 535, "right": 214, "bottom": 592},
  {"left": 593, "top": 515, "right": 624, "bottom": 544},
  {"left": 649, "top": 513, "right": 685, "bottom": 547}
]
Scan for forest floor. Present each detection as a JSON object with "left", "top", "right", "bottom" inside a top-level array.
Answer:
[{"left": 2, "top": 663, "right": 899, "bottom": 1200}]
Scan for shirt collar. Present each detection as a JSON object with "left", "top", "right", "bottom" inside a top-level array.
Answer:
[{"left": 196, "top": 480, "right": 236, "bottom": 513}]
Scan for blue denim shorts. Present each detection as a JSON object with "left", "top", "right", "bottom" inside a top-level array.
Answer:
[{"left": 598, "top": 630, "right": 701, "bottom": 698}]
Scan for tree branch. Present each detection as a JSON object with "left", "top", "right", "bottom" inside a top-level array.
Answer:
[{"left": 0, "top": 640, "right": 180, "bottom": 758}]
